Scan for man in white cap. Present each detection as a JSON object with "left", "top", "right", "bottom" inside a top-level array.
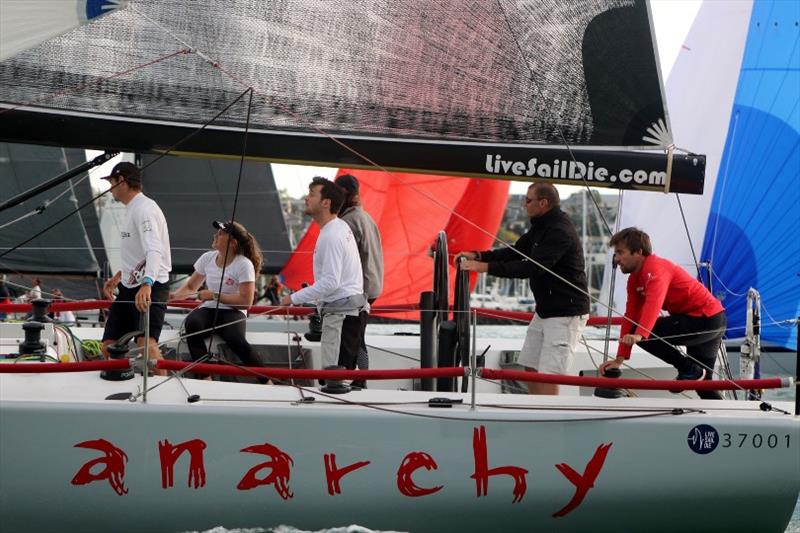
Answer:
[{"left": 100, "top": 162, "right": 172, "bottom": 370}]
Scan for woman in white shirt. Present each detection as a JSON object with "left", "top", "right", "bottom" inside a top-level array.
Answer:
[
  {"left": 27, "top": 278, "right": 42, "bottom": 301},
  {"left": 171, "top": 220, "right": 263, "bottom": 375}
]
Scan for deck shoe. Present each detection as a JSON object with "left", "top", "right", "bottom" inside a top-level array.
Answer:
[{"left": 670, "top": 367, "right": 706, "bottom": 393}]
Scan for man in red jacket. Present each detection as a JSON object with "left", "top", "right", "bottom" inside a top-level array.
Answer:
[{"left": 598, "top": 228, "right": 726, "bottom": 400}]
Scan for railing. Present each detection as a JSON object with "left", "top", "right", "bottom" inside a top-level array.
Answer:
[
  {"left": 0, "top": 300, "right": 623, "bottom": 325},
  {"left": 1, "top": 358, "right": 791, "bottom": 393}
]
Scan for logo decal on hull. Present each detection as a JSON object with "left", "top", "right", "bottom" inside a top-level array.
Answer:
[{"left": 688, "top": 424, "right": 719, "bottom": 454}]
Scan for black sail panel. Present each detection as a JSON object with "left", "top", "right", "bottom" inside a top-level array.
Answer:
[
  {"left": 0, "top": 142, "right": 102, "bottom": 275},
  {"left": 140, "top": 155, "right": 291, "bottom": 274}
]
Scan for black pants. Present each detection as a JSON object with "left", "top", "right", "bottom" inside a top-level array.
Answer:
[
  {"left": 265, "top": 289, "right": 279, "bottom": 305},
  {"left": 356, "top": 298, "right": 376, "bottom": 371},
  {"left": 637, "top": 311, "right": 726, "bottom": 400},
  {"left": 103, "top": 282, "right": 169, "bottom": 342},
  {"left": 184, "top": 307, "right": 260, "bottom": 367}
]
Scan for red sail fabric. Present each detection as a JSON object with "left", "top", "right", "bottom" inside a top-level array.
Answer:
[
  {"left": 280, "top": 170, "right": 509, "bottom": 318},
  {"left": 440, "top": 177, "right": 512, "bottom": 293}
]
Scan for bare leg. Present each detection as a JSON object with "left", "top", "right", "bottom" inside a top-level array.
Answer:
[
  {"left": 101, "top": 339, "right": 116, "bottom": 359},
  {"left": 136, "top": 336, "right": 164, "bottom": 376},
  {"left": 525, "top": 367, "right": 559, "bottom": 395}
]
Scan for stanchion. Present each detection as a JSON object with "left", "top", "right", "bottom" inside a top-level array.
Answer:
[
  {"left": 142, "top": 305, "right": 150, "bottom": 404},
  {"left": 470, "top": 310, "right": 477, "bottom": 411}
]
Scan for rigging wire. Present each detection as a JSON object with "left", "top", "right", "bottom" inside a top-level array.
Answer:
[
  {"left": 204, "top": 87, "right": 255, "bottom": 359},
  {"left": 0, "top": 172, "right": 92, "bottom": 231},
  {"left": 675, "top": 194, "right": 701, "bottom": 275}
]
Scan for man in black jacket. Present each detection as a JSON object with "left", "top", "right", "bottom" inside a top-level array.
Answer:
[{"left": 460, "top": 183, "right": 590, "bottom": 395}]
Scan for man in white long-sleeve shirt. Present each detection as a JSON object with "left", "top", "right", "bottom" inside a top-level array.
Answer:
[
  {"left": 100, "top": 162, "right": 172, "bottom": 369},
  {"left": 280, "top": 177, "right": 365, "bottom": 370}
]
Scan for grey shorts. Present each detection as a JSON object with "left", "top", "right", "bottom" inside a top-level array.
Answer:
[{"left": 518, "top": 314, "right": 588, "bottom": 374}]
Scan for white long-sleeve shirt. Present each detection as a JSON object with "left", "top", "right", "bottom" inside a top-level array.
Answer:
[
  {"left": 290, "top": 217, "right": 363, "bottom": 305},
  {"left": 120, "top": 193, "right": 171, "bottom": 288}
]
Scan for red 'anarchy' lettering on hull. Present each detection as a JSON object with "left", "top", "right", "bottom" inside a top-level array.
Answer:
[
  {"left": 553, "top": 443, "right": 614, "bottom": 517},
  {"left": 159, "top": 439, "right": 207, "bottom": 489},
  {"left": 69, "top": 426, "right": 613, "bottom": 517},
  {"left": 471, "top": 425, "right": 528, "bottom": 503},
  {"left": 325, "top": 454, "right": 371, "bottom": 495},
  {"left": 396, "top": 451, "right": 443, "bottom": 497},
  {"left": 71, "top": 438, "right": 128, "bottom": 496},
  {"left": 237, "top": 442, "right": 294, "bottom": 499}
]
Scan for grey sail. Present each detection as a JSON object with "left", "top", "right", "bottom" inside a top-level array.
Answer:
[
  {"left": 0, "top": 142, "right": 105, "bottom": 276},
  {"left": 139, "top": 154, "right": 291, "bottom": 274}
]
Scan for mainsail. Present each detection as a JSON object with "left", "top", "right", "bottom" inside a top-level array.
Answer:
[
  {"left": 0, "top": 0, "right": 126, "bottom": 61},
  {"left": 0, "top": 0, "right": 704, "bottom": 194}
]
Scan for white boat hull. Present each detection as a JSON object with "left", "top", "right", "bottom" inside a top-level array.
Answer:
[{"left": 1, "top": 373, "right": 798, "bottom": 532}]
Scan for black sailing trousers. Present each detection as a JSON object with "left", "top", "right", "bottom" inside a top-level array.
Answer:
[
  {"left": 185, "top": 307, "right": 260, "bottom": 367},
  {"left": 637, "top": 311, "right": 727, "bottom": 400}
]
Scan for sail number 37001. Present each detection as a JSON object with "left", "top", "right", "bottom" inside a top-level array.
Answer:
[{"left": 721, "top": 433, "right": 791, "bottom": 449}]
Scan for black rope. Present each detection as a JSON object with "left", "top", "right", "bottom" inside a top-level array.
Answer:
[{"left": 206, "top": 87, "right": 254, "bottom": 355}]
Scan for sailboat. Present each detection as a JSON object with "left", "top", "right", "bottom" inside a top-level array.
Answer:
[{"left": 0, "top": 1, "right": 798, "bottom": 532}]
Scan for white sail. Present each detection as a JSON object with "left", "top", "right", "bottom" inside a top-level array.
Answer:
[
  {"left": 0, "top": 0, "right": 126, "bottom": 61},
  {"left": 603, "top": 0, "right": 753, "bottom": 307}
]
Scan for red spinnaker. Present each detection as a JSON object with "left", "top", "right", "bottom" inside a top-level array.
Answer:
[{"left": 280, "top": 169, "right": 509, "bottom": 318}]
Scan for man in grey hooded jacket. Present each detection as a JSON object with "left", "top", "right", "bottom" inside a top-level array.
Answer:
[{"left": 335, "top": 174, "right": 384, "bottom": 387}]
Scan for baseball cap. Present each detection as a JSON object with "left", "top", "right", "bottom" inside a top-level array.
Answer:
[
  {"left": 212, "top": 220, "right": 248, "bottom": 244},
  {"left": 101, "top": 162, "right": 141, "bottom": 185}
]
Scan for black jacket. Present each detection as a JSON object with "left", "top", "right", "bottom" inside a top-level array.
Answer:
[{"left": 480, "top": 208, "right": 590, "bottom": 318}]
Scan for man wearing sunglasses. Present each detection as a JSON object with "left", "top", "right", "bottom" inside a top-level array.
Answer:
[{"left": 459, "top": 182, "right": 589, "bottom": 395}]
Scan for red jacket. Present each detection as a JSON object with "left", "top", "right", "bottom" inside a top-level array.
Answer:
[{"left": 618, "top": 254, "right": 724, "bottom": 358}]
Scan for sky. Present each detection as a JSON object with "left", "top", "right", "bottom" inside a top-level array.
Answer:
[{"left": 89, "top": 0, "right": 703, "bottom": 196}]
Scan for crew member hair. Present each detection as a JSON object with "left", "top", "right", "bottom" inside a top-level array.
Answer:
[
  {"left": 530, "top": 182, "right": 560, "bottom": 208},
  {"left": 609, "top": 227, "right": 652, "bottom": 256},
  {"left": 228, "top": 221, "right": 263, "bottom": 273},
  {"left": 310, "top": 177, "right": 346, "bottom": 215}
]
